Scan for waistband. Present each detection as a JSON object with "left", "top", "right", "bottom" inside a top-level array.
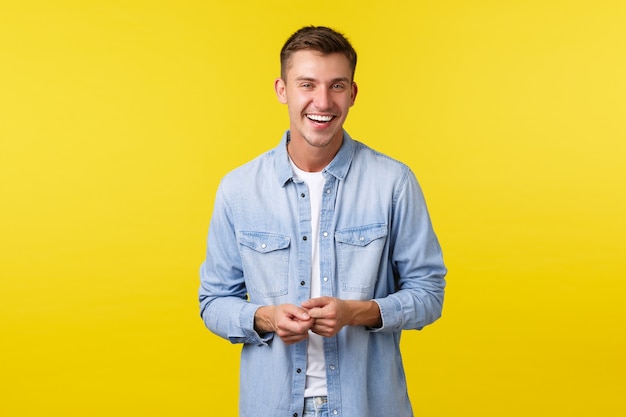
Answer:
[{"left": 304, "top": 396, "right": 328, "bottom": 405}]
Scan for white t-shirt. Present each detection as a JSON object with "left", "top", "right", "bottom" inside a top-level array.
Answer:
[{"left": 289, "top": 159, "right": 327, "bottom": 398}]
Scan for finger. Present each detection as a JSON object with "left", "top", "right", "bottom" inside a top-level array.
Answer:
[
  {"left": 301, "top": 297, "right": 331, "bottom": 309},
  {"left": 306, "top": 307, "right": 324, "bottom": 319},
  {"left": 278, "top": 327, "right": 310, "bottom": 344},
  {"left": 310, "top": 325, "right": 334, "bottom": 338},
  {"left": 280, "top": 334, "right": 307, "bottom": 345},
  {"left": 283, "top": 304, "right": 311, "bottom": 321},
  {"left": 278, "top": 316, "right": 313, "bottom": 335}
]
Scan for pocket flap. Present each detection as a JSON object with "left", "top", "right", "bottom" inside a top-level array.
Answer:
[
  {"left": 238, "top": 231, "right": 291, "bottom": 253},
  {"left": 334, "top": 224, "right": 388, "bottom": 247}
]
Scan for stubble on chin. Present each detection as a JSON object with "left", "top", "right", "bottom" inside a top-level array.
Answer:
[{"left": 302, "top": 134, "right": 334, "bottom": 149}]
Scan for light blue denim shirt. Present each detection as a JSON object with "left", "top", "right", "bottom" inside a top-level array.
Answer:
[{"left": 199, "top": 130, "right": 446, "bottom": 417}]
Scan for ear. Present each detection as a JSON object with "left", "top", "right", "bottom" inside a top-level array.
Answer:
[
  {"left": 274, "top": 78, "right": 287, "bottom": 104},
  {"left": 350, "top": 82, "right": 358, "bottom": 106}
]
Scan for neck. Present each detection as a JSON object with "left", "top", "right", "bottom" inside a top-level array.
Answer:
[{"left": 287, "top": 133, "right": 343, "bottom": 172}]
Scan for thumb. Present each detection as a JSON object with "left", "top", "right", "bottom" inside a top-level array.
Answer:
[{"left": 300, "top": 299, "right": 316, "bottom": 309}]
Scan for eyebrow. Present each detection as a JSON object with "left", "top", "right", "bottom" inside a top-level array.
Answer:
[{"left": 295, "top": 76, "right": 351, "bottom": 83}]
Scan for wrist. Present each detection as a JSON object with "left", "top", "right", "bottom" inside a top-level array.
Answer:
[
  {"left": 346, "top": 299, "right": 381, "bottom": 328},
  {"left": 254, "top": 305, "right": 275, "bottom": 334}
]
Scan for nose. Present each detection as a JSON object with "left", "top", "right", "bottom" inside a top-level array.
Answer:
[{"left": 313, "top": 88, "right": 331, "bottom": 110}]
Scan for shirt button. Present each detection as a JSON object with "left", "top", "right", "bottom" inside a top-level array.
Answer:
[
  {"left": 293, "top": 414, "right": 298, "bottom": 417},
  {"left": 333, "top": 410, "right": 338, "bottom": 415},
  {"left": 300, "top": 281, "right": 305, "bottom": 286},
  {"left": 323, "top": 232, "right": 328, "bottom": 237},
  {"left": 329, "top": 365, "right": 335, "bottom": 370},
  {"left": 359, "top": 236, "right": 365, "bottom": 242},
  {"left": 303, "top": 236, "right": 307, "bottom": 241},
  {"left": 301, "top": 193, "right": 306, "bottom": 198},
  {"left": 296, "top": 368, "right": 302, "bottom": 373},
  {"left": 323, "top": 277, "right": 328, "bottom": 282},
  {"left": 261, "top": 243, "right": 266, "bottom": 249},
  {"left": 326, "top": 189, "right": 331, "bottom": 194}
]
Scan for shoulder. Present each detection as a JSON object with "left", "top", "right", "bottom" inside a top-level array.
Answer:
[
  {"left": 351, "top": 139, "right": 412, "bottom": 178},
  {"left": 219, "top": 147, "right": 278, "bottom": 190}
]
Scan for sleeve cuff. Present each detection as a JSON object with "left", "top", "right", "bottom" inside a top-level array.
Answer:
[
  {"left": 369, "top": 297, "right": 403, "bottom": 332},
  {"left": 228, "top": 303, "right": 274, "bottom": 346}
]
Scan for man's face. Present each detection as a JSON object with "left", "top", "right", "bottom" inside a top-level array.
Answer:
[{"left": 275, "top": 50, "right": 357, "bottom": 151}]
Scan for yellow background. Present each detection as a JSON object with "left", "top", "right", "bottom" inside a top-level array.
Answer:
[{"left": 1, "top": 1, "right": 624, "bottom": 416}]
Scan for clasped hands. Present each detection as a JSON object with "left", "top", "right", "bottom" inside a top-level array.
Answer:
[{"left": 254, "top": 296, "right": 381, "bottom": 345}]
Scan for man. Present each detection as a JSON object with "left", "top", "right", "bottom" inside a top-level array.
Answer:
[{"left": 199, "top": 26, "right": 446, "bottom": 417}]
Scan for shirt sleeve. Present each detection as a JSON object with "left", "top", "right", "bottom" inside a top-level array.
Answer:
[
  {"left": 198, "top": 181, "right": 273, "bottom": 346},
  {"left": 371, "top": 168, "right": 447, "bottom": 332}
]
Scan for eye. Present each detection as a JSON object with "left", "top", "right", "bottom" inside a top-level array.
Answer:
[
  {"left": 332, "top": 83, "right": 345, "bottom": 90},
  {"left": 300, "top": 83, "right": 313, "bottom": 89}
]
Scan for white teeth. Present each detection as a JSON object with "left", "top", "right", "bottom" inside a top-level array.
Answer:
[{"left": 307, "top": 114, "right": 333, "bottom": 122}]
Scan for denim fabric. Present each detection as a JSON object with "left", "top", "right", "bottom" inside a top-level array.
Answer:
[
  {"left": 303, "top": 397, "right": 329, "bottom": 417},
  {"left": 199, "top": 130, "right": 446, "bottom": 417}
]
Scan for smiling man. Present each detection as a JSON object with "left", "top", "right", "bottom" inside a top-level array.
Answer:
[
  {"left": 274, "top": 47, "right": 356, "bottom": 172},
  {"left": 199, "top": 26, "right": 447, "bottom": 417}
]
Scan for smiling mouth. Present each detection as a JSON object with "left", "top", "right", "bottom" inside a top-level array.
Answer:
[{"left": 306, "top": 114, "right": 335, "bottom": 124}]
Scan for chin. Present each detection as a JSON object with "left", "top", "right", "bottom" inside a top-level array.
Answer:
[{"left": 305, "top": 134, "right": 336, "bottom": 148}]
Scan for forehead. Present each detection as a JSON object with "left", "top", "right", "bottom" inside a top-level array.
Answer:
[{"left": 285, "top": 50, "right": 352, "bottom": 80}]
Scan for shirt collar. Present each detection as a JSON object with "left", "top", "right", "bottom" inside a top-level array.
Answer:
[{"left": 275, "top": 130, "right": 355, "bottom": 187}]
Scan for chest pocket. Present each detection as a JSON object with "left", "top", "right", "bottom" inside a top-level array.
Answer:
[
  {"left": 238, "top": 231, "right": 290, "bottom": 298},
  {"left": 335, "top": 223, "right": 388, "bottom": 298}
]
